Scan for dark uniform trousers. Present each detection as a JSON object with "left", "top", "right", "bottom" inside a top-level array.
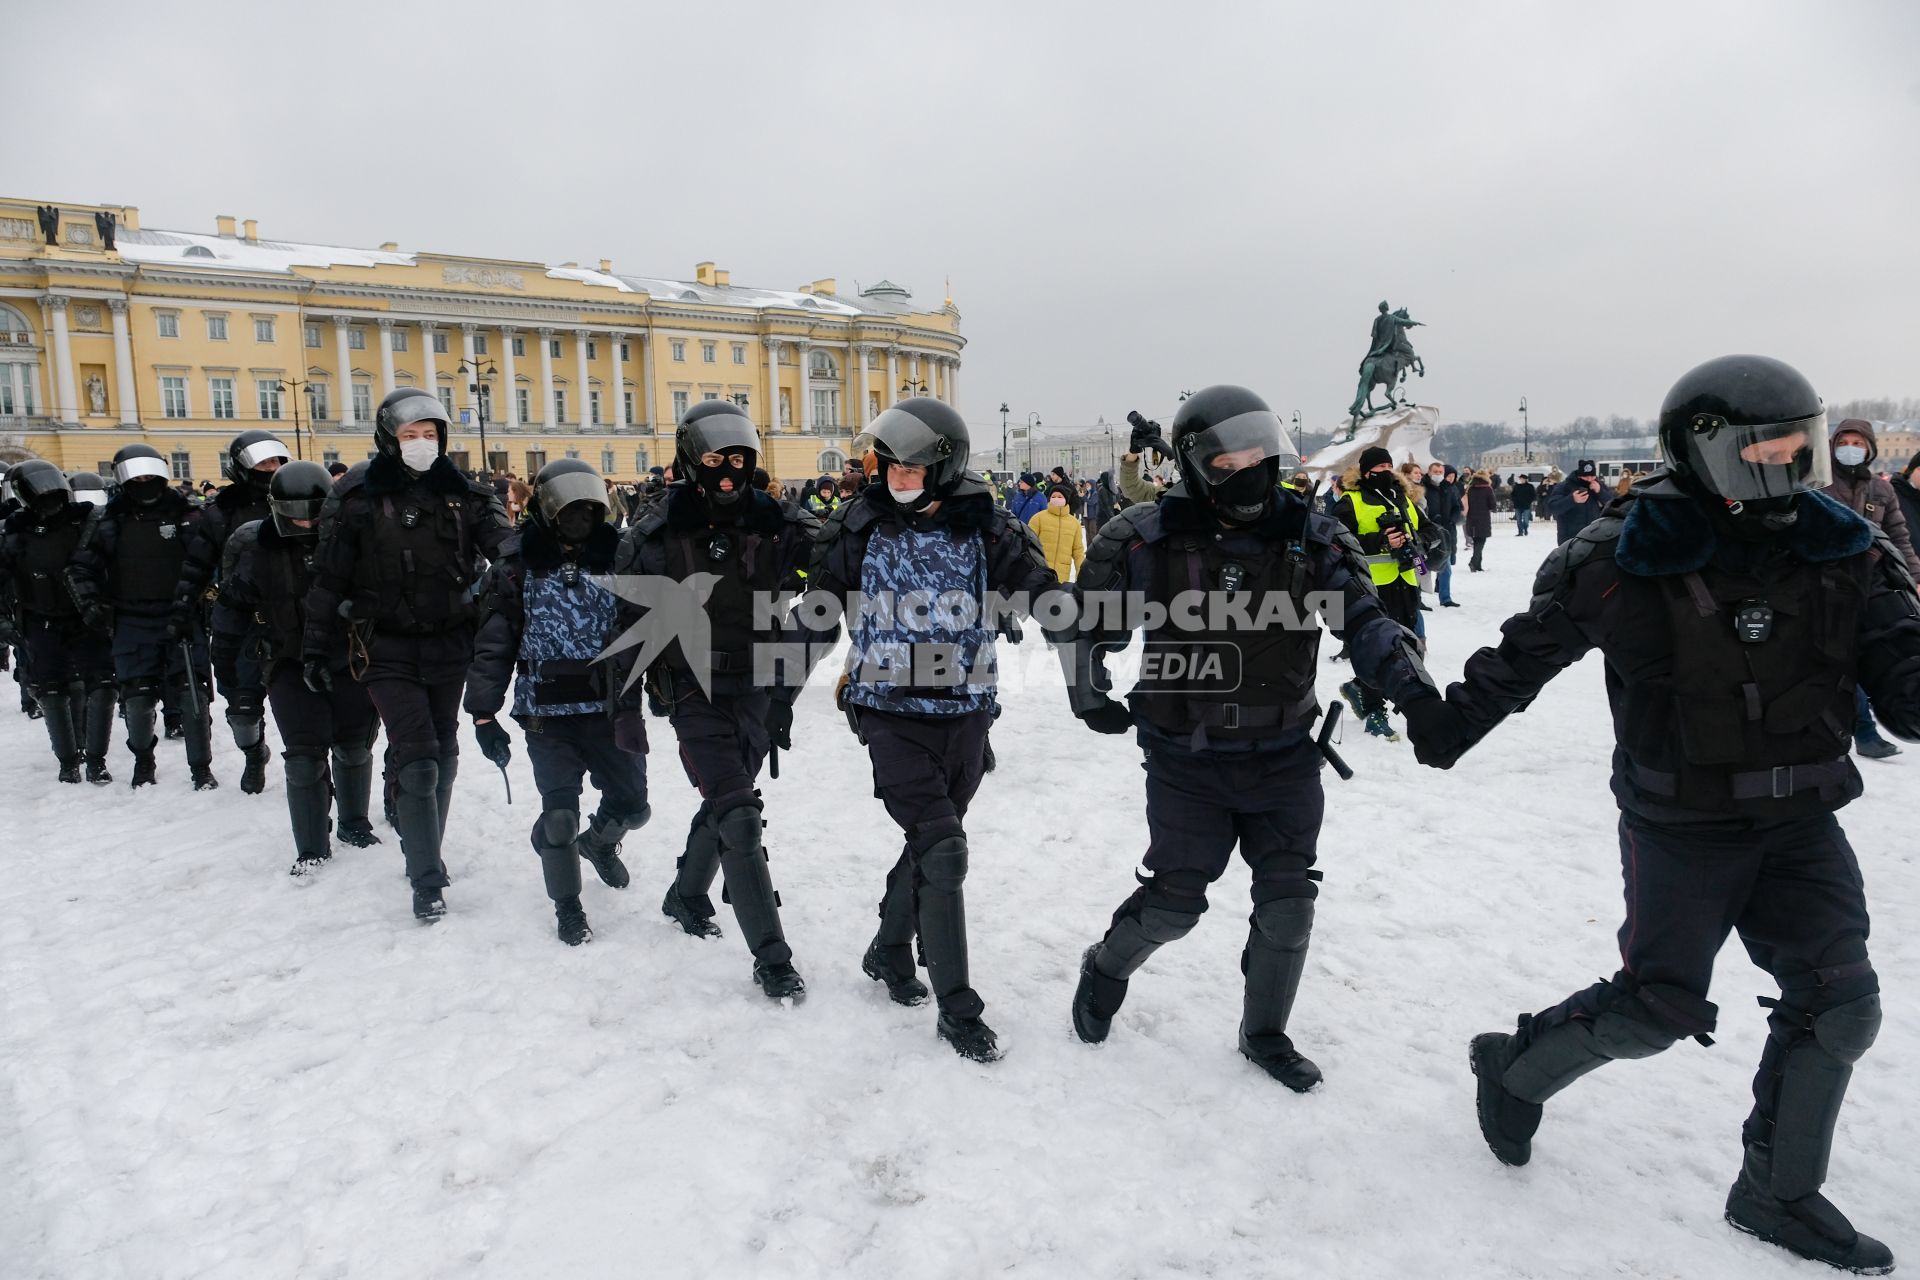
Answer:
[
  {"left": 525, "top": 714, "right": 649, "bottom": 820},
  {"left": 1139, "top": 736, "right": 1326, "bottom": 908}
]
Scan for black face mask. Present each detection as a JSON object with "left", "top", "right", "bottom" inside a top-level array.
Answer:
[
  {"left": 698, "top": 458, "right": 750, "bottom": 510},
  {"left": 1208, "top": 464, "right": 1273, "bottom": 524},
  {"left": 1362, "top": 471, "right": 1402, "bottom": 500},
  {"left": 554, "top": 505, "right": 600, "bottom": 543},
  {"left": 1715, "top": 494, "right": 1800, "bottom": 540},
  {"left": 127, "top": 478, "right": 166, "bottom": 506}
]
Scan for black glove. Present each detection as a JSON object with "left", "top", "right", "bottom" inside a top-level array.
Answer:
[
  {"left": 764, "top": 698, "right": 793, "bottom": 752},
  {"left": 165, "top": 612, "right": 189, "bottom": 643},
  {"left": 81, "top": 602, "right": 113, "bottom": 634},
  {"left": 302, "top": 659, "right": 333, "bottom": 694},
  {"left": 474, "top": 718, "right": 512, "bottom": 769},
  {"left": 1127, "top": 415, "right": 1162, "bottom": 457},
  {"left": 1402, "top": 695, "right": 1474, "bottom": 769},
  {"left": 613, "top": 708, "right": 647, "bottom": 754},
  {"left": 1077, "top": 695, "right": 1134, "bottom": 735}
]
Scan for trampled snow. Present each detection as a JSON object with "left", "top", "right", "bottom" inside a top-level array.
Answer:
[{"left": 1, "top": 525, "right": 1912, "bottom": 1278}]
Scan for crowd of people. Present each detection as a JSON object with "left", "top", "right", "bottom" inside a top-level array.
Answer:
[{"left": 3, "top": 363, "right": 1919, "bottom": 1271}]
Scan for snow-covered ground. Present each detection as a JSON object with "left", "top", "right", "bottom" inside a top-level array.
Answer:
[{"left": 2, "top": 525, "right": 1913, "bottom": 1280}]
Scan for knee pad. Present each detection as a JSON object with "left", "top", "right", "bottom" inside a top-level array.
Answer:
[
  {"left": 1250, "top": 897, "right": 1315, "bottom": 951},
  {"left": 1133, "top": 902, "right": 1201, "bottom": 946},
  {"left": 1589, "top": 979, "right": 1715, "bottom": 1059},
  {"left": 1812, "top": 993, "right": 1881, "bottom": 1064},
  {"left": 713, "top": 803, "right": 764, "bottom": 854},
  {"left": 596, "top": 802, "right": 651, "bottom": 835},
  {"left": 536, "top": 807, "right": 579, "bottom": 850},
  {"left": 331, "top": 743, "right": 372, "bottom": 768},
  {"left": 396, "top": 758, "right": 439, "bottom": 797},
  {"left": 284, "top": 750, "right": 329, "bottom": 787},
  {"left": 123, "top": 676, "right": 163, "bottom": 702},
  {"left": 918, "top": 835, "right": 968, "bottom": 892}
]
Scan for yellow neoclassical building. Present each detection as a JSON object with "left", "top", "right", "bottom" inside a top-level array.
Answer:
[{"left": 0, "top": 195, "right": 965, "bottom": 485}]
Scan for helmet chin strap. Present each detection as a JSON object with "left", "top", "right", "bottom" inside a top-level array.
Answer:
[{"left": 1722, "top": 495, "right": 1799, "bottom": 533}]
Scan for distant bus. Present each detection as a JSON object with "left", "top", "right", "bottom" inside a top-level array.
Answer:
[{"left": 1593, "top": 457, "right": 1662, "bottom": 481}]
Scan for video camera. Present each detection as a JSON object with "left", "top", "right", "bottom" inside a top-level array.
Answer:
[{"left": 1125, "top": 410, "right": 1175, "bottom": 460}]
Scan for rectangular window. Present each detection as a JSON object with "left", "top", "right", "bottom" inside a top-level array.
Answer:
[
  {"left": 160, "top": 375, "right": 188, "bottom": 418},
  {"left": 589, "top": 390, "right": 602, "bottom": 425},
  {"left": 207, "top": 314, "right": 228, "bottom": 341},
  {"left": 437, "top": 386, "right": 454, "bottom": 415},
  {"left": 554, "top": 390, "right": 569, "bottom": 422},
  {"left": 209, "top": 377, "right": 236, "bottom": 420},
  {"left": 256, "top": 379, "right": 283, "bottom": 420},
  {"left": 473, "top": 335, "right": 489, "bottom": 356},
  {"left": 512, "top": 336, "right": 525, "bottom": 357},
  {"left": 671, "top": 340, "right": 686, "bottom": 362},
  {"left": 254, "top": 317, "right": 275, "bottom": 343},
  {"left": 525, "top": 450, "right": 547, "bottom": 475},
  {"left": 586, "top": 341, "right": 598, "bottom": 360},
  {"left": 516, "top": 388, "right": 531, "bottom": 423},
  {"left": 170, "top": 450, "right": 192, "bottom": 481},
  {"left": 390, "top": 328, "right": 408, "bottom": 352},
  {"left": 308, "top": 383, "right": 329, "bottom": 421},
  {"left": 701, "top": 342, "right": 716, "bottom": 364},
  {"left": 619, "top": 342, "right": 630, "bottom": 362},
  {"left": 732, "top": 344, "right": 746, "bottom": 365},
  {"left": 352, "top": 383, "right": 371, "bottom": 422},
  {"left": 564, "top": 448, "right": 580, "bottom": 461},
  {"left": 432, "top": 331, "right": 449, "bottom": 355},
  {"left": 812, "top": 387, "right": 839, "bottom": 428},
  {"left": 323, "top": 448, "right": 341, "bottom": 467},
  {"left": 704, "top": 391, "right": 719, "bottom": 401},
  {"left": 623, "top": 391, "right": 634, "bottom": 425},
  {"left": 601, "top": 448, "right": 615, "bottom": 474},
  {"left": 348, "top": 328, "right": 366, "bottom": 351},
  {"left": 304, "top": 324, "right": 321, "bottom": 349},
  {"left": 672, "top": 389, "right": 689, "bottom": 420},
  {"left": 549, "top": 338, "right": 562, "bottom": 360},
  {"left": 635, "top": 449, "right": 649, "bottom": 472}
]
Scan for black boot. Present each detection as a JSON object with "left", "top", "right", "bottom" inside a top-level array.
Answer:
[
  {"left": 285, "top": 750, "right": 334, "bottom": 876},
  {"left": 1469, "top": 1024, "right": 1543, "bottom": 1166},
  {"left": 937, "top": 1011, "right": 1002, "bottom": 1063},
  {"left": 862, "top": 849, "right": 928, "bottom": 1006},
  {"left": 84, "top": 756, "right": 112, "bottom": 785},
  {"left": 662, "top": 812, "right": 722, "bottom": 937},
  {"left": 1725, "top": 1145, "right": 1892, "bottom": 1274},
  {"left": 82, "top": 684, "right": 114, "bottom": 785},
  {"left": 178, "top": 674, "right": 218, "bottom": 789},
  {"left": 536, "top": 810, "right": 592, "bottom": 944},
  {"left": 191, "top": 763, "right": 220, "bottom": 791},
  {"left": 554, "top": 896, "right": 592, "bottom": 946},
  {"left": 1072, "top": 886, "right": 1201, "bottom": 1044},
  {"left": 714, "top": 804, "right": 803, "bottom": 1001},
  {"left": 230, "top": 703, "right": 270, "bottom": 795},
  {"left": 240, "top": 742, "right": 271, "bottom": 794},
  {"left": 39, "top": 686, "right": 80, "bottom": 781},
  {"left": 394, "top": 758, "right": 449, "bottom": 912},
  {"left": 131, "top": 749, "right": 157, "bottom": 788},
  {"left": 331, "top": 743, "right": 381, "bottom": 846},
  {"left": 412, "top": 888, "right": 445, "bottom": 921},
  {"left": 578, "top": 804, "right": 647, "bottom": 890},
  {"left": 1238, "top": 897, "right": 1322, "bottom": 1092},
  {"left": 916, "top": 836, "right": 999, "bottom": 1061}
]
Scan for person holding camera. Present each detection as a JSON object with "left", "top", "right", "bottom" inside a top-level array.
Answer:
[
  {"left": 1548, "top": 459, "right": 1608, "bottom": 544},
  {"left": 1335, "top": 447, "right": 1425, "bottom": 738}
]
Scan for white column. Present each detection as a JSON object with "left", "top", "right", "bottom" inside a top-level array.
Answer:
[
  {"left": 640, "top": 331, "right": 655, "bottom": 428},
  {"left": 499, "top": 327, "right": 520, "bottom": 430},
  {"left": 886, "top": 346, "right": 900, "bottom": 405},
  {"left": 334, "top": 316, "right": 354, "bottom": 424},
  {"left": 574, "top": 329, "right": 592, "bottom": 427},
  {"left": 607, "top": 332, "right": 625, "bottom": 431},
  {"left": 855, "top": 344, "right": 870, "bottom": 426},
  {"left": 109, "top": 298, "right": 139, "bottom": 425},
  {"left": 419, "top": 322, "right": 438, "bottom": 410},
  {"left": 537, "top": 328, "right": 556, "bottom": 430},
  {"left": 377, "top": 318, "right": 397, "bottom": 397},
  {"left": 797, "top": 339, "right": 813, "bottom": 434},
  {"left": 948, "top": 359, "right": 959, "bottom": 412},
  {"left": 45, "top": 296, "right": 78, "bottom": 424},
  {"left": 460, "top": 323, "right": 480, "bottom": 419},
  {"left": 764, "top": 338, "right": 781, "bottom": 431}
]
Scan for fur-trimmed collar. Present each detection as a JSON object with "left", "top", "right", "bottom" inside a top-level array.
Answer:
[
  {"left": 665, "top": 481, "right": 784, "bottom": 535},
  {"left": 1614, "top": 490, "right": 1874, "bottom": 577},
  {"left": 1159, "top": 486, "right": 1307, "bottom": 541},
  {"left": 520, "top": 517, "right": 619, "bottom": 572},
  {"left": 363, "top": 452, "right": 473, "bottom": 498}
]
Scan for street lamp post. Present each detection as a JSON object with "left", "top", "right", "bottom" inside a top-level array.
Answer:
[
  {"left": 274, "top": 377, "right": 310, "bottom": 460},
  {"left": 1291, "top": 410, "right": 1304, "bottom": 459},
  {"left": 999, "top": 401, "right": 1009, "bottom": 475},
  {"left": 460, "top": 357, "right": 497, "bottom": 474},
  {"left": 1518, "top": 396, "right": 1531, "bottom": 462},
  {"left": 901, "top": 377, "right": 929, "bottom": 399},
  {"left": 1026, "top": 411, "right": 1040, "bottom": 472}
]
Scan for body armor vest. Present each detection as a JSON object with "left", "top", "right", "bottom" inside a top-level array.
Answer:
[
  {"left": 111, "top": 508, "right": 192, "bottom": 614},
  {"left": 14, "top": 512, "right": 87, "bottom": 617},
  {"left": 513, "top": 562, "right": 619, "bottom": 717},
  {"left": 665, "top": 524, "right": 786, "bottom": 675},
  {"left": 1129, "top": 529, "right": 1321, "bottom": 743},
  {"left": 1611, "top": 555, "right": 1864, "bottom": 817},
  {"left": 252, "top": 534, "right": 317, "bottom": 664},
  {"left": 348, "top": 488, "right": 479, "bottom": 633}
]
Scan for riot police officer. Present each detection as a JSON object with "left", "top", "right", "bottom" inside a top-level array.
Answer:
[
  {"left": 1063, "top": 385, "right": 1441, "bottom": 1089},
  {"left": 614, "top": 399, "right": 818, "bottom": 1000},
  {"left": 805, "top": 398, "right": 1067, "bottom": 1061},
  {"left": 0, "top": 461, "right": 116, "bottom": 782},
  {"left": 213, "top": 461, "right": 383, "bottom": 875},
  {"left": 302, "top": 389, "right": 511, "bottom": 920},
  {"left": 1410, "top": 355, "right": 1920, "bottom": 1273},
  {"left": 67, "top": 444, "right": 217, "bottom": 790},
  {"left": 467, "top": 459, "right": 649, "bottom": 945},
  {"left": 174, "top": 429, "right": 290, "bottom": 794}
]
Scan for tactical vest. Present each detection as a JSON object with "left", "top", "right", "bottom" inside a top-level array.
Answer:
[
  {"left": 845, "top": 521, "right": 995, "bottom": 713},
  {"left": 1128, "top": 528, "right": 1321, "bottom": 743},
  {"left": 664, "top": 524, "right": 788, "bottom": 676},
  {"left": 1341, "top": 489, "right": 1421, "bottom": 588},
  {"left": 512, "top": 562, "right": 619, "bottom": 717},
  {"left": 251, "top": 535, "right": 317, "bottom": 664},
  {"left": 13, "top": 512, "right": 87, "bottom": 617},
  {"left": 1612, "top": 556, "right": 1864, "bottom": 818},
  {"left": 348, "top": 487, "right": 480, "bottom": 633},
  {"left": 111, "top": 508, "right": 193, "bottom": 614}
]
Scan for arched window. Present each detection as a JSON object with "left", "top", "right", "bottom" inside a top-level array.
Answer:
[
  {"left": 808, "top": 349, "right": 837, "bottom": 379},
  {"left": 817, "top": 449, "right": 846, "bottom": 473}
]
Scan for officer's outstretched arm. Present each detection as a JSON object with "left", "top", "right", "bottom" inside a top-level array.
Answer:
[
  {"left": 463, "top": 559, "right": 523, "bottom": 720},
  {"left": 1857, "top": 533, "right": 1920, "bottom": 742},
  {"left": 1061, "top": 515, "right": 1135, "bottom": 722}
]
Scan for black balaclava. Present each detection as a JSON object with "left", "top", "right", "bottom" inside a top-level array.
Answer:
[
  {"left": 698, "top": 450, "right": 753, "bottom": 519},
  {"left": 127, "top": 476, "right": 167, "bottom": 506},
  {"left": 554, "top": 501, "right": 600, "bottom": 544}
]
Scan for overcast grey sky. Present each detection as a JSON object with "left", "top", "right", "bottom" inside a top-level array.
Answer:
[{"left": 16, "top": 1, "right": 1920, "bottom": 437}]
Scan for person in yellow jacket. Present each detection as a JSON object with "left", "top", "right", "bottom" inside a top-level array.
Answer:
[
  {"left": 1028, "top": 483, "right": 1085, "bottom": 582},
  {"left": 1334, "top": 446, "right": 1425, "bottom": 739}
]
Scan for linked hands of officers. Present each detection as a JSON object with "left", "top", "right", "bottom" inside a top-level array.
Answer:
[{"left": 473, "top": 717, "right": 512, "bottom": 768}]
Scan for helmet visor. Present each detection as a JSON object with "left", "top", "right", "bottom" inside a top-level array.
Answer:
[
  {"left": 1180, "top": 410, "right": 1300, "bottom": 484},
  {"left": 854, "top": 414, "right": 954, "bottom": 468},
  {"left": 385, "top": 394, "right": 448, "bottom": 431},
  {"left": 1686, "top": 410, "right": 1831, "bottom": 501},
  {"left": 114, "top": 455, "right": 170, "bottom": 485},
  {"left": 237, "top": 438, "right": 291, "bottom": 470},
  {"left": 535, "top": 471, "right": 610, "bottom": 524},
  {"left": 73, "top": 488, "right": 107, "bottom": 508},
  {"left": 270, "top": 494, "right": 327, "bottom": 537}
]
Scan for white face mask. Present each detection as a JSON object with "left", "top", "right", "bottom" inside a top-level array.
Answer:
[
  {"left": 1834, "top": 444, "right": 1868, "bottom": 468},
  {"left": 890, "top": 486, "right": 924, "bottom": 506},
  {"left": 398, "top": 437, "right": 438, "bottom": 473}
]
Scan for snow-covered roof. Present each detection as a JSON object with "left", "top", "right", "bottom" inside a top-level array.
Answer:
[{"left": 114, "top": 227, "right": 415, "bottom": 272}]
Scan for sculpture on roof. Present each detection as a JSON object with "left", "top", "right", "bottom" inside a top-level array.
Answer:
[
  {"left": 94, "top": 211, "right": 116, "bottom": 250},
  {"left": 1347, "top": 300, "right": 1425, "bottom": 423},
  {"left": 36, "top": 205, "right": 59, "bottom": 246}
]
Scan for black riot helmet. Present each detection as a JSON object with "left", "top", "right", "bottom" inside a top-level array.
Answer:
[
  {"left": 1168, "top": 384, "right": 1300, "bottom": 524},
  {"left": 532, "top": 458, "right": 610, "bottom": 542},
  {"left": 675, "top": 399, "right": 759, "bottom": 508},
  {"left": 374, "top": 388, "right": 449, "bottom": 460},
  {"left": 853, "top": 397, "right": 983, "bottom": 507},
  {"left": 112, "top": 443, "right": 172, "bottom": 503},
  {"left": 223, "top": 429, "right": 291, "bottom": 489},
  {"left": 12, "top": 460, "right": 71, "bottom": 519},
  {"left": 1658, "top": 355, "right": 1830, "bottom": 525},
  {"left": 67, "top": 471, "right": 109, "bottom": 509},
  {"left": 268, "top": 461, "right": 333, "bottom": 540}
]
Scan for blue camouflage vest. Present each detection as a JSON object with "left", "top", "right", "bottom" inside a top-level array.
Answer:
[
  {"left": 512, "top": 567, "right": 619, "bottom": 718},
  {"left": 845, "top": 522, "right": 997, "bottom": 717}
]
